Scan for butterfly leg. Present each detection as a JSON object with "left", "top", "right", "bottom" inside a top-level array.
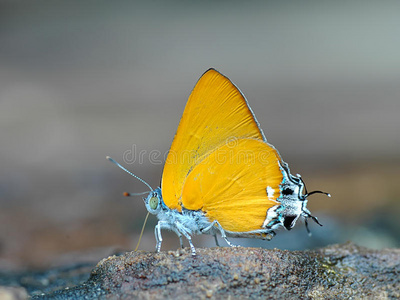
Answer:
[
  {"left": 178, "top": 235, "right": 184, "bottom": 249},
  {"left": 155, "top": 220, "right": 178, "bottom": 252},
  {"left": 213, "top": 234, "right": 220, "bottom": 247},
  {"left": 201, "top": 221, "right": 238, "bottom": 248},
  {"left": 170, "top": 228, "right": 184, "bottom": 248},
  {"left": 216, "top": 224, "right": 238, "bottom": 248},
  {"left": 154, "top": 221, "right": 165, "bottom": 253},
  {"left": 174, "top": 221, "right": 196, "bottom": 256}
]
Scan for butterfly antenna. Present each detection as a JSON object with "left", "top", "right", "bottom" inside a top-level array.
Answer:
[
  {"left": 106, "top": 156, "right": 153, "bottom": 191},
  {"left": 134, "top": 211, "right": 150, "bottom": 252},
  {"left": 123, "top": 191, "right": 151, "bottom": 197},
  {"left": 298, "top": 174, "right": 331, "bottom": 198},
  {"left": 305, "top": 190, "right": 331, "bottom": 198}
]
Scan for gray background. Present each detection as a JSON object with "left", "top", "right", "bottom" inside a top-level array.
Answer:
[{"left": 1, "top": 0, "right": 399, "bottom": 270}]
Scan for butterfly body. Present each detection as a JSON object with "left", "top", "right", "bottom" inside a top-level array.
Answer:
[
  {"left": 144, "top": 155, "right": 314, "bottom": 255},
  {"left": 111, "top": 68, "right": 329, "bottom": 255}
]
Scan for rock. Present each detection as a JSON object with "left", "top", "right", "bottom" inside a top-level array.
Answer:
[
  {"left": 0, "top": 262, "right": 95, "bottom": 298},
  {"left": 31, "top": 242, "right": 399, "bottom": 299},
  {"left": 0, "top": 286, "right": 29, "bottom": 300}
]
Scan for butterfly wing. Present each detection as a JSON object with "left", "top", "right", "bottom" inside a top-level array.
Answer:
[
  {"left": 162, "top": 69, "right": 267, "bottom": 211},
  {"left": 182, "top": 138, "right": 283, "bottom": 232}
]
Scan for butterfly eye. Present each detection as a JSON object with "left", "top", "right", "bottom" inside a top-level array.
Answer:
[{"left": 149, "top": 196, "right": 159, "bottom": 210}]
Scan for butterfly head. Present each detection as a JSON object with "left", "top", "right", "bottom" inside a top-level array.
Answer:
[
  {"left": 106, "top": 156, "right": 165, "bottom": 215},
  {"left": 144, "top": 188, "right": 163, "bottom": 215}
]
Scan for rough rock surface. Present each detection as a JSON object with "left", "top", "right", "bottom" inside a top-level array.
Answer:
[{"left": 26, "top": 242, "right": 399, "bottom": 299}]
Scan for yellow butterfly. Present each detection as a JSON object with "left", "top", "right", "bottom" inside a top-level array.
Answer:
[{"left": 108, "top": 68, "right": 329, "bottom": 255}]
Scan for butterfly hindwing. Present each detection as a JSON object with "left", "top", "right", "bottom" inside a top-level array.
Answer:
[{"left": 182, "top": 138, "right": 283, "bottom": 232}]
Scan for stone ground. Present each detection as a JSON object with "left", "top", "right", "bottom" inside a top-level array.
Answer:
[{"left": 1, "top": 242, "right": 398, "bottom": 299}]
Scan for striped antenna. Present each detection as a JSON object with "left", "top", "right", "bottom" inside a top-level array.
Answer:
[{"left": 106, "top": 156, "right": 153, "bottom": 191}]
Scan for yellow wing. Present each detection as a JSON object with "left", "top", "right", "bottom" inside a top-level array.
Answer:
[
  {"left": 182, "top": 138, "right": 283, "bottom": 232},
  {"left": 162, "top": 69, "right": 266, "bottom": 211}
]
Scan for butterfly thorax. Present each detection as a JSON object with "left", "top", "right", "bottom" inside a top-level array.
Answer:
[{"left": 144, "top": 188, "right": 213, "bottom": 236}]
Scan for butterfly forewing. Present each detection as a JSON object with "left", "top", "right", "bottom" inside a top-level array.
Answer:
[{"left": 162, "top": 69, "right": 267, "bottom": 211}]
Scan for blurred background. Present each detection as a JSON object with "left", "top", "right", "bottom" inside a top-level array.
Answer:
[{"left": 1, "top": 0, "right": 399, "bottom": 271}]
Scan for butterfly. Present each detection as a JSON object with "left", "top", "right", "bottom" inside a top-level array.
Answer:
[{"left": 108, "top": 68, "right": 330, "bottom": 255}]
